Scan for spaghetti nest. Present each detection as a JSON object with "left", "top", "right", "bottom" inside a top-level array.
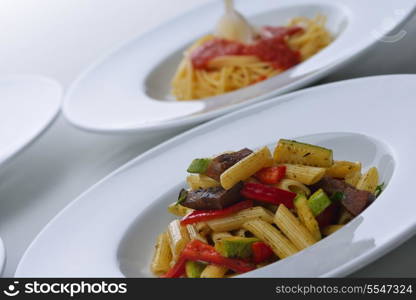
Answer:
[{"left": 172, "top": 16, "right": 332, "bottom": 101}]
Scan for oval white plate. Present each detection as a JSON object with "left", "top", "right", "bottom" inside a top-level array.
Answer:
[
  {"left": 17, "top": 74, "right": 416, "bottom": 277},
  {"left": 0, "top": 75, "right": 62, "bottom": 167},
  {"left": 63, "top": 0, "right": 416, "bottom": 134}
]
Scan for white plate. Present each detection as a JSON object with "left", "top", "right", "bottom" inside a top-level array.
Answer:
[
  {"left": 62, "top": 0, "right": 416, "bottom": 134},
  {"left": 0, "top": 75, "right": 62, "bottom": 167},
  {"left": 16, "top": 74, "right": 416, "bottom": 277},
  {"left": 0, "top": 238, "right": 5, "bottom": 276}
]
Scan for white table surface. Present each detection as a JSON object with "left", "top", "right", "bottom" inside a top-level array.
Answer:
[{"left": 0, "top": 0, "right": 415, "bottom": 277}]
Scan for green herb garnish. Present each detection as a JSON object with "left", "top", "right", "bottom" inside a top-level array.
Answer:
[
  {"left": 375, "top": 182, "right": 385, "bottom": 197},
  {"left": 176, "top": 189, "right": 188, "bottom": 205},
  {"left": 331, "top": 191, "right": 345, "bottom": 202}
]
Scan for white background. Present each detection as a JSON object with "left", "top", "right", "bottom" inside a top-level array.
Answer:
[{"left": 0, "top": 0, "right": 415, "bottom": 277}]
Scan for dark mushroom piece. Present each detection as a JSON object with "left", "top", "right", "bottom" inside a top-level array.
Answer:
[{"left": 181, "top": 181, "right": 244, "bottom": 210}]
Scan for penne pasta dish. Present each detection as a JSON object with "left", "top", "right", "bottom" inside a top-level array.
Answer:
[{"left": 151, "top": 139, "right": 383, "bottom": 278}]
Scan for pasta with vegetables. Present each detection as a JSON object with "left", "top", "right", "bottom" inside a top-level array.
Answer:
[{"left": 151, "top": 139, "right": 383, "bottom": 278}]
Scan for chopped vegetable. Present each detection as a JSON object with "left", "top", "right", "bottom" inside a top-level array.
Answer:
[
  {"left": 180, "top": 200, "right": 253, "bottom": 225},
  {"left": 255, "top": 166, "right": 286, "bottom": 184},
  {"left": 345, "top": 170, "right": 361, "bottom": 186},
  {"left": 240, "top": 182, "right": 296, "bottom": 209},
  {"left": 356, "top": 167, "right": 379, "bottom": 194},
  {"left": 312, "top": 176, "right": 374, "bottom": 216},
  {"left": 251, "top": 242, "right": 274, "bottom": 264},
  {"left": 161, "top": 255, "right": 187, "bottom": 278},
  {"left": 215, "top": 236, "right": 259, "bottom": 258},
  {"left": 163, "top": 240, "right": 256, "bottom": 277},
  {"left": 274, "top": 139, "right": 333, "bottom": 167},
  {"left": 220, "top": 147, "right": 273, "bottom": 190},
  {"left": 176, "top": 189, "right": 188, "bottom": 205},
  {"left": 184, "top": 240, "right": 255, "bottom": 273},
  {"left": 168, "top": 202, "right": 193, "bottom": 217},
  {"left": 307, "top": 188, "right": 331, "bottom": 216},
  {"left": 205, "top": 149, "right": 253, "bottom": 181},
  {"left": 325, "top": 161, "right": 361, "bottom": 178},
  {"left": 187, "top": 158, "right": 212, "bottom": 174},
  {"left": 186, "top": 174, "right": 219, "bottom": 190},
  {"left": 375, "top": 182, "right": 384, "bottom": 198},
  {"left": 294, "top": 194, "right": 321, "bottom": 240},
  {"left": 315, "top": 203, "right": 339, "bottom": 228},
  {"left": 185, "top": 261, "right": 206, "bottom": 278},
  {"left": 331, "top": 191, "right": 345, "bottom": 202},
  {"left": 181, "top": 182, "right": 243, "bottom": 210}
]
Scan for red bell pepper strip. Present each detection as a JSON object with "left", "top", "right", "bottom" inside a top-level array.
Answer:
[
  {"left": 251, "top": 242, "right": 274, "bottom": 264},
  {"left": 180, "top": 200, "right": 253, "bottom": 225},
  {"left": 184, "top": 240, "right": 255, "bottom": 273},
  {"left": 160, "top": 255, "right": 187, "bottom": 278},
  {"left": 255, "top": 166, "right": 286, "bottom": 184},
  {"left": 241, "top": 182, "right": 296, "bottom": 209},
  {"left": 162, "top": 240, "right": 256, "bottom": 278}
]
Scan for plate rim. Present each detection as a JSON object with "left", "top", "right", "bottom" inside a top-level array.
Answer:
[
  {"left": 16, "top": 74, "right": 416, "bottom": 277},
  {"left": 61, "top": 0, "right": 416, "bottom": 134},
  {"left": 0, "top": 74, "right": 62, "bottom": 168}
]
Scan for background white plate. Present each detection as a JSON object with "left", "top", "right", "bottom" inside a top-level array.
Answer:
[
  {"left": 16, "top": 75, "right": 416, "bottom": 277},
  {"left": 63, "top": 0, "right": 416, "bottom": 134},
  {"left": 0, "top": 238, "right": 5, "bottom": 276},
  {"left": 0, "top": 75, "right": 62, "bottom": 168}
]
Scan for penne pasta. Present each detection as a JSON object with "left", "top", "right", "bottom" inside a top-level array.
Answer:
[
  {"left": 243, "top": 219, "right": 298, "bottom": 259},
  {"left": 356, "top": 167, "right": 379, "bottom": 194},
  {"left": 167, "top": 202, "right": 194, "bottom": 217},
  {"left": 151, "top": 232, "right": 172, "bottom": 275},
  {"left": 186, "top": 224, "right": 208, "bottom": 243},
  {"left": 195, "top": 222, "right": 211, "bottom": 237},
  {"left": 326, "top": 161, "right": 361, "bottom": 179},
  {"left": 200, "top": 265, "right": 228, "bottom": 278},
  {"left": 337, "top": 208, "right": 354, "bottom": 225},
  {"left": 274, "top": 205, "right": 317, "bottom": 250},
  {"left": 233, "top": 229, "right": 250, "bottom": 238},
  {"left": 187, "top": 174, "right": 220, "bottom": 190},
  {"left": 322, "top": 225, "right": 344, "bottom": 236},
  {"left": 220, "top": 146, "right": 273, "bottom": 190},
  {"left": 206, "top": 206, "right": 274, "bottom": 232},
  {"left": 167, "top": 220, "right": 190, "bottom": 262},
  {"left": 211, "top": 232, "right": 233, "bottom": 244},
  {"left": 345, "top": 170, "right": 361, "bottom": 187},
  {"left": 275, "top": 178, "right": 311, "bottom": 196},
  {"left": 283, "top": 164, "right": 326, "bottom": 185},
  {"left": 204, "top": 232, "right": 232, "bottom": 276},
  {"left": 294, "top": 195, "right": 321, "bottom": 240}
]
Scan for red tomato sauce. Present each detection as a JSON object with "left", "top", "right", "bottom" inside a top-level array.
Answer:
[{"left": 190, "top": 26, "right": 304, "bottom": 70}]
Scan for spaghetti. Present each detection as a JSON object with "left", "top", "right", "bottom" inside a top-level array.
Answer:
[{"left": 172, "top": 16, "right": 332, "bottom": 101}]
